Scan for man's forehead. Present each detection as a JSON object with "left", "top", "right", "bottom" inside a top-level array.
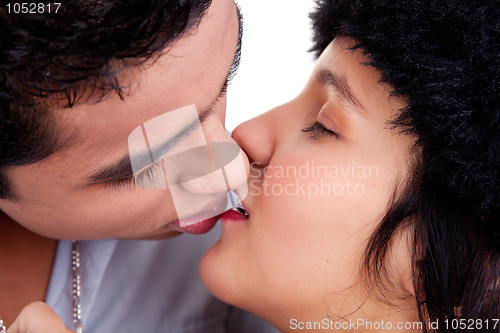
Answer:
[{"left": 46, "top": 0, "right": 240, "bottom": 169}]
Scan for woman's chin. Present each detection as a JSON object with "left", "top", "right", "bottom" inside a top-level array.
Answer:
[
  {"left": 199, "top": 241, "right": 236, "bottom": 304},
  {"left": 200, "top": 241, "right": 261, "bottom": 313}
]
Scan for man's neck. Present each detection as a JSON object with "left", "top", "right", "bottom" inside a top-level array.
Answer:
[{"left": 0, "top": 211, "right": 58, "bottom": 327}]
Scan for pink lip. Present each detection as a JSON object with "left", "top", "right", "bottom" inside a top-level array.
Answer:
[
  {"left": 170, "top": 216, "right": 219, "bottom": 234},
  {"left": 219, "top": 206, "right": 249, "bottom": 223},
  {"left": 168, "top": 192, "right": 231, "bottom": 234},
  {"left": 168, "top": 196, "right": 249, "bottom": 233}
]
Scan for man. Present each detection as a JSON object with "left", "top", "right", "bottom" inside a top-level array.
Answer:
[{"left": 0, "top": 0, "right": 277, "bottom": 332}]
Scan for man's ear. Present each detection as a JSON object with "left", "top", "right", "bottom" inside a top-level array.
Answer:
[{"left": 0, "top": 171, "right": 15, "bottom": 202}]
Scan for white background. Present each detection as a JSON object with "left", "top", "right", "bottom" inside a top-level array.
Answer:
[{"left": 226, "top": 0, "right": 317, "bottom": 131}]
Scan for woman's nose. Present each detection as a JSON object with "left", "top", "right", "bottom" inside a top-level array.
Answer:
[{"left": 231, "top": 110, "right": 278, "bottom": 168}]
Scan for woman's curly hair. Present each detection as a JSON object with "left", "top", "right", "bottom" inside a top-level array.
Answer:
[
  {"left": 311, "top": 0, "right": 499, "bottom": 222},
  {"left": 0, "top": 0, "right": 211, "bottom": 198},
  {"left": 310, "top": 0, "right": 499, "bottom": 331}
]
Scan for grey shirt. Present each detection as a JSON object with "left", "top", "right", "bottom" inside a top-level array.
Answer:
[{"left": 45, "top": 227, "right": 278, "bottom": 333}]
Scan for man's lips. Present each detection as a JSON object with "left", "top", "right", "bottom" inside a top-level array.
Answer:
[
  {"left": 171, "top": 202, "right": 249, "bottom": 233},
  {"left": 170, "top": 216, "right": 219, "bottom": 234},
  {"left": 167, "top": 197, "right": 249, "bottom": 234},
  {"left": 168, "top": 192, "right": 229, "bottom": 234}
]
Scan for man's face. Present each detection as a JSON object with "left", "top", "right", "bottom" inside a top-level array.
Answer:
[{"left": 0, "top": 0, "right": 244, "bottom": 240}]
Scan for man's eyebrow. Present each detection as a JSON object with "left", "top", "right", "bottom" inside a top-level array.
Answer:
[
  {"left": 316, "top": 68, "right": 367, "bottom": 117},
  {"left": 224, "top": 2, "right": 243, "bottom": 87},
  {"left": 86, "top": 6, "right": 243, "bottom": 186},
  {"left": 87, "top": 155, "right": 134, "bottom": 185}
]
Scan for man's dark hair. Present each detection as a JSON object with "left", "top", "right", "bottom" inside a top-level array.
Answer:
[
  {"left": 310, "top": 0, "right": 499, "bottom": 331},
  {"left": 0, "top": 0, "right": 212, "bottom": 199}
]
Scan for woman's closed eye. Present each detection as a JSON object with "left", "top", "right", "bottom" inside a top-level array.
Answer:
[{"left": 302, "top": 121, "right": 339, "bottom": 139}]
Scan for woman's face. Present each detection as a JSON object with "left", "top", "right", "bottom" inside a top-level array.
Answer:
[{"left": 201, "top": 36, "right": 419, "bottom": 330}]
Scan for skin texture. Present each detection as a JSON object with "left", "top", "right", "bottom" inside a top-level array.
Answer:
[
  {"left": 200, "top": 37, "right": 420, "bottom": 332},
  {"left": 7, "top": 302, "right": 73, "bottom": 333},
  {"left": 0, "top": 0, "right": 243, "bottom": 241},
  {"left": 0, "top": 0, "right": 243, "bottom": 330}
]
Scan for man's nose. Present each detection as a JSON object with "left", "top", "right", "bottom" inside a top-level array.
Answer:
[
  {"left": 169, "top": 141, "right": 249, "bottom": 197},
  {"left": 128, "top": 104, "right": 250, "bottom": 196},
  {"left": 170, "top": 110, "right": 250, "bottom": 197}
]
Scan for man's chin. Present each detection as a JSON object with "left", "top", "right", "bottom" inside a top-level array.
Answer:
[
  {"left": 127, "top": 231, "right": 184, "bottom": 241},
  {"left": 122, "top": 214, "right": 220, "bottom": 240}
]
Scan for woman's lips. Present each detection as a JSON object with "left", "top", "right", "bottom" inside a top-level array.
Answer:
[
  {"left": 220, "top": 205, "right": 249, "bottom": 223},
  {"left": 170, "top": 205, "right": 248, "bottom": 234},
  {"left": 168, "top": 197, "right": 249, "bottom": 233}
]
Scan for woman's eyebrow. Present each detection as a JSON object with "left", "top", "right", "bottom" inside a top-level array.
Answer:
[{"left": 316, "top": 68, "right": 368, "bottom": 118}]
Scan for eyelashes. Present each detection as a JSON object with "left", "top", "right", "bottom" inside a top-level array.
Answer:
[
  {"left": 106, "top": 120, "right": 336, "bottom": 191},
  {"left": 104, "top": 159, "right": 166, "bottom": 190},
  {"left": 302, "top": 121, "right": 338, "bottom": 139}
]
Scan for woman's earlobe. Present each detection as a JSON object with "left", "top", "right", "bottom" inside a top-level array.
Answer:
[{"left": 401, "top": 273, "right": 416, "bottom": 298}]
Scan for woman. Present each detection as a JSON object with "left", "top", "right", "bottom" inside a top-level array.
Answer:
[{"left": 201, "top": 0, "right": 499, "bottom": 331}]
